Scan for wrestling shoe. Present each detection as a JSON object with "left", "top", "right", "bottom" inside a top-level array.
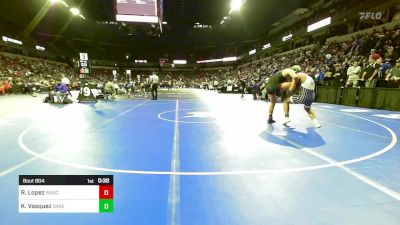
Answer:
[
  {"left": 313, "top": 120, "right": 321, "bottom": 128},
  {"left": 267, "top": 118, "right": 276, "bottom": 124},
  {"left": 282, "top": 117, "right": 291, "bottom": 126}
]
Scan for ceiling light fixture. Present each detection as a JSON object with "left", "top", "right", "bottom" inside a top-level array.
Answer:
[
  {"left": 230, "top": 0, "right": 243, "bottom": 12},
  {"left": 69, "top": 8, "right": 80, "bottom": 16}
]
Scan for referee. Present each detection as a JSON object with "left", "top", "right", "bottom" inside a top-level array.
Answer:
[{"left": 149, "top": 72, "right": 159, "bottom": 100}]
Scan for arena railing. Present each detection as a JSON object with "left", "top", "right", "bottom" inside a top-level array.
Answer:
[{"left": 316, "top": 86, "right": 400, "bottom": 111}]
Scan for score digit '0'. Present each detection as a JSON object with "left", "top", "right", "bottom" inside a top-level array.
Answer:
[{"left": 98, "top": 178, "right": 110, "bottom": 183}]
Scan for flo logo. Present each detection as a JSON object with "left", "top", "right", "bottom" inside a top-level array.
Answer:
[{"left": 359, "top": 12, "right": 383, "bottom": 20}]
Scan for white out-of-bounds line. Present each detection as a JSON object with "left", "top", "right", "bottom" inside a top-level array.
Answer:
[
  {"left": 0, "top": 101, "right": 149, "bottom": 178},
  {"left": 319, "top": 120, "right": 392, "bottom": 140},
  {"left": 272, "top": 132, "right": 400, "bottom": 201},
  {"left": 167, "top": 100, "right": 181, "bottom": 225},
  {"left": 316, "top": 107, "right": 400, "bottom": 141},
  {"left": 0, "top": 157, "right": 39, "bottom": 177},
  {"left": 101, "top": 100, "right": 149, "bottom": 126},
  {"left": 0, "top": 148, "right": 55, "bottom": 178}
]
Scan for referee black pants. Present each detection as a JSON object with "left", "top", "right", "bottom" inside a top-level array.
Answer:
[{"left": 151, "top": 83, "right": 158, "bottom": 100}]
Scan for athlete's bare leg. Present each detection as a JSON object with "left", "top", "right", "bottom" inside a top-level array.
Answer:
[
  {"left": 282, "top": 97, "right": 291, "bottom": 125},
  {"left": 268, "top": 94, "right": 277, "bottom": 123},
  {"left": 284, "top": 98, "right": 290, "bottom": 117},
  {"left": 307, "top": 109, "right": 316, "bottom": 120},
  {"left": 305, "top": 108, "right": 321, "bottom": 128},
  {"left": 282, "top": 79, "right": 299, "bottom": 125}
]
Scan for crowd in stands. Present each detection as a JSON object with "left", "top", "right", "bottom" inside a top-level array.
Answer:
[
  {"left": 0, "top": 54, "right": 75, "bottom": 95},
  {"left": 203, "top": 24, "right": 400, "bottom": 97},
  {"left": 1, "top": 24, "right": 400, "bottom": 99}
]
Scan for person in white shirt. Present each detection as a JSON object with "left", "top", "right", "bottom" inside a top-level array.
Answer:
[
  {"left": 149, "top": 72, "right": 159, "bottom": 100},
  {"left": 345, "top": 60, "right": 361, "bottom": 87}
]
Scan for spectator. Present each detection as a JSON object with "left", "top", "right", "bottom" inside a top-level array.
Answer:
[
  {"left": 333, "top": 63, "right": 346, "bottom": 87},
  {"left": 52, "top": 82, "right": 70, "bottom": 103},
  {"left": 386, "top": 59, "right": 400, "bottom": 88},
  {"left": 378, "top": 62, "right": 393, "bottom": 87},
  {"left": 346, "top": 60, "right": 361, "bottom": 87},
  {"left": 3, "top": 79, "right": 12, "bottom": 94},
  {"left": 362, "top": 60, "right": 380, "bottom": 88},
  {"left": 369, "top": 49, "right": 383, "bottom": 63},
  {"left": 315, "top": 67, "right": 326, "bottom": 86},
  {"left": 0, "top": 79, "right": 5, "bottom": 95},
  {"left": 384, "top": 46, "right": 398, "bottom": 66},
  {"left": 251, "top": 80, "right": 261, "bottom": 100}
]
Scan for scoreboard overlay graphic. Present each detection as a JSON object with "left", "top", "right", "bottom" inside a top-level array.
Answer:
[{"left": 19, "top": 175, "right": 114, "bottom": 213}]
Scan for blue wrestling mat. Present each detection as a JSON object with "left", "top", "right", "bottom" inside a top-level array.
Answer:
[{"left": 0, "top": 89, "right": 399, "bottom": 225}]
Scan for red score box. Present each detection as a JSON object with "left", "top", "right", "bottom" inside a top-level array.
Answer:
[{"left": 99, "top": 185, "right": 114, "bottom": 199}]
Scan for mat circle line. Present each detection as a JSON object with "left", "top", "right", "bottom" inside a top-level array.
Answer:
[
  {"left": 18, "top": 109, "right": 397, "bottom": 176},
  {"left": 158, "top": 109, "right": 217, "bottom": 124}
]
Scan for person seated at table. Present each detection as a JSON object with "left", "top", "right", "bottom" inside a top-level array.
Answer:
[{"left": 104, "top": 79, "right": 117, "bottom": 99}]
